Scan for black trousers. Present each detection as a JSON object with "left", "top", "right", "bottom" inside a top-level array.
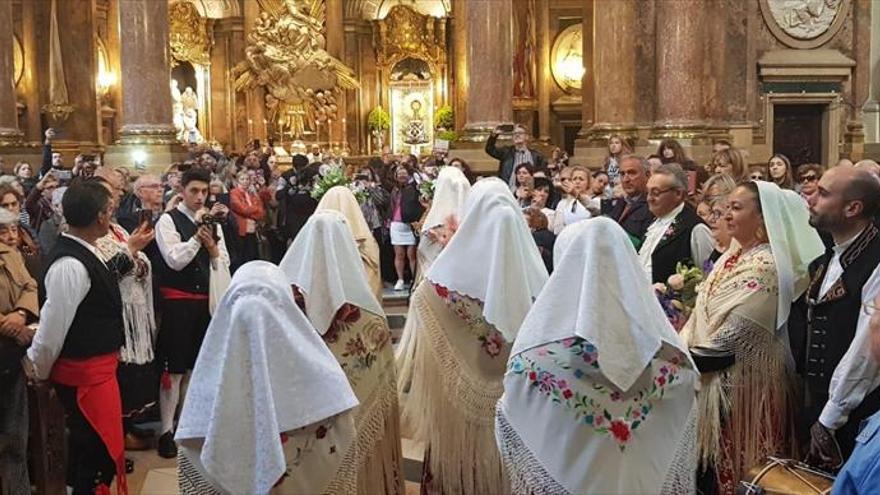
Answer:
[{"left": 55, "top": 384, "right": 116, "bottom": 494}]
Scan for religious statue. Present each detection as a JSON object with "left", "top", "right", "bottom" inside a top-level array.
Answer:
[
  {"left": 765, "top": 0, "right": 844, "bottom": 40},
  {"left": 234, "top": 0, "right": 359, "bottom": 135},
  {"left": 171, "top": 82, "right": 204, "bottom": 144},
  {"left": 403, "top": 99, "right": 428, "bottom": 152},
  {"left": 171, "top": 80, "right": 185, "bottom": 136}
]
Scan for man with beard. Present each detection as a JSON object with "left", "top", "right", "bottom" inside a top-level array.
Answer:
[{"left": 790, "top": 166, "right": 880, "bottom": 470}]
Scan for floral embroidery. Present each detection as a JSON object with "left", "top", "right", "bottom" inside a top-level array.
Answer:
[
  {"left": 283, "top": 418, "right": 340, "bottom": 482},
  {"left": 433, "top": 283, "right": 507, "bottom": 358},
  {"left": 321, "top": 303, "right": 391, "bottom": 386},
  {"left": 509, "top": 338, "right": 681, "bottom": 451}
]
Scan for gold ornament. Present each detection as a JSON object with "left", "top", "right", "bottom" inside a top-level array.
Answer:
[
  {"left": 234, "top": 0, "right": 358, "bottom": 127},
  {"left": 169, "top": 1, "right": 211, "bottom": 66},
  {"left": 373, "top": 5, "right": 447, "bottom": 74}
]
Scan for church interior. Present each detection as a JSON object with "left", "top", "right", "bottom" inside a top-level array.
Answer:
[{"left": 1, "top": 0, "right": 878, "bottom": 171}]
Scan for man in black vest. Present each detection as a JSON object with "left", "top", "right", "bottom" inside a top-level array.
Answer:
[
  {"left": 25, "top": 181, "right": 127, "bottom": 494},
  {"left": 602, "top": 155, "right": 655, "bottom": 249},
  {"left": 637, "top": 163, "right": 714, "bottom": 283},
  {"left": 789, "top": 166, "right": 880, "bottom": 470},
  {"left": 154, "top": 167, "right": 230, "bottom": 458}
]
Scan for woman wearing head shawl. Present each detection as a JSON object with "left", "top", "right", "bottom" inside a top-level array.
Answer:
[
  {"left": 496, "top": 217, "right": 700, "bottom": 494},
  {"left": 315, "top": 186, "right": 383, "bottom": 301},
  {"left": 175, "top": 262, "right": 359, "bottom": 495},
  {"left": 395, "top": 167, "right": 470, "bottom": 433},
  {"left": 681, "top": 181, "right": 824, "bottom": 494},
  {"left": 280, "top": 212, "right": 402, "bottom": 495},
  {"left": 404, "top": 178, "right": 549, "bottom": 495},
  {"left": 415, "top": 166, "right": 471, "bottom": 285}
]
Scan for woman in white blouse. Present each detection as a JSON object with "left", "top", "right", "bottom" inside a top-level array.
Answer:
[{"left": 552, "top": 165, "right": 598, "bottom": 234}]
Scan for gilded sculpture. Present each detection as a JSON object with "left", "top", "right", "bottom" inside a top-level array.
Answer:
[
  {"left": 234, "top": 0, "right": 358, "bottom": 130},
  {"left": 169, "top": 1, "right": 212, "bottom": 67}
]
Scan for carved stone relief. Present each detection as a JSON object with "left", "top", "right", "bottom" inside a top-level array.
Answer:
[{"left": 759, "top": 0, "right": 851, "bottom": 49}]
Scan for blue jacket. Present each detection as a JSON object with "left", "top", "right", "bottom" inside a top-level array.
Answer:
[{"left": 833, "top": 410, "right": 880, "bottom": 495}]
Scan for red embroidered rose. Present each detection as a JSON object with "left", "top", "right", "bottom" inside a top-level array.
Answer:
[
  {"left": 562, "top": 389, "right": 573, "bottom": 399},
  {"left": 610, "top": 420, "right": 631, "bottom": 444},
  {"left": 528, "top": 371, "right": 537, "bottom": 381},
  {"left": 434, "top": 284, "right": 449, "bottom": 299},
  {"left": 336, "top": 304, "right": 361, "bottom": 324},
  {"left": 656, "top": 375, "right": 667, "bottom": 386},
  {"left": 316, "top": 425, "right": 328, "bottom": 439}
]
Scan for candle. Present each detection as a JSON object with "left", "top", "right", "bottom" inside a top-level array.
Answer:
[
  {"left": 248, "top": 119, "right": 254, "bottom": 137},
  {"left": 262, "top": 118, "right": 268, "bottom": 137},
  {"left": 328, "top": 119, "right": 333, "bottom": 144}
]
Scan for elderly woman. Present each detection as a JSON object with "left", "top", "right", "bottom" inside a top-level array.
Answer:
[
  {"left": 0, "top": 207, "right": 38, "bottom": 495},
  {"left": 682, "top": 181, "right": 824, "bottom": 494},
  {"left": 404, "top": 178, "right": 548, "bottom": 495},
  {"left": 0, "top": 183, "right": 42, "bottom": 278},
  {"left": 176, "top": 262, "right": 359, "bottom": 495},
  {"left": 281, "top": 212, "right": 402, "bottom": 495},
  {"left": 317, "top": 186, "right": 383, "bottom": 301},
  {"left": 497, "top": 218, "right": 699, "bottom": 494}
]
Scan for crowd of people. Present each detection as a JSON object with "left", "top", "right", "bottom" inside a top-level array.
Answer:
[{"left": 1, "top": 121, "right": 880, "bottom": 495}]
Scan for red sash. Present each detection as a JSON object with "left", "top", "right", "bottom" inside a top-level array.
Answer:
[
  {"left": 160, "top": 287, "right": 209, "bottom": 301},
  {"left": 51, "top": 353, "right": 127, "bottom": 495}
]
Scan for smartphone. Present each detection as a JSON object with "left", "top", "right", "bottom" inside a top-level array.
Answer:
[
  {"left": 498, "top": 124, "right": 515, "bottom": 133},
  {"left": 138, "top": 209, "right": 153, "bottom": 227}
]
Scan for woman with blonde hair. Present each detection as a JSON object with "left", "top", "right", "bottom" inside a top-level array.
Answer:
[
  {"left": 711, "top": 148, "right": 746, "bottom": 181},
  {"left": 316, "top": 186, "right": 383, "bottom": 301},
  {"left": 604, "top": 134, "right": 633, "bottom": 187},
  {"left": 552, "top": 165, "right": 597, "bottom": 234},
  {"left": 682, "top": 181, "right": 824, "bottom": 494}
]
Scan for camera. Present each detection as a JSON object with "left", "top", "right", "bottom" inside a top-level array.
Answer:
[{"left": 199, "top": 214, "right": 223, "bottom": 227}]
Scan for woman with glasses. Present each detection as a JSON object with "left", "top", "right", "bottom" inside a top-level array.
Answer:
[
  {"left": 682, "top": 181, "right": 824, "bottom": 494},
  {"left": 748, "top": 165, "right": 767, "bottom": 182},
  {"left": 797, "top": 163, "right": 824, "bottom": 200}
]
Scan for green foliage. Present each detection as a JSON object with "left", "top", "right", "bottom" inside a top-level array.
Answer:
[
  {"left": 436, "top": 129, "right": 458, "bottom": 142},
  {"left": 368, "top": 106, "right": 390, "bottom": 132},
  {"left": 434, "top": 105, "right": 454, "bottom": 130}
]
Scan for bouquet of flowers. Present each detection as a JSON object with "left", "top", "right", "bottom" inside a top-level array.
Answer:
[
  {"left": 419, "top": 178, "right": 435, "bottom": 202},
  {"left": 653, "top": 262, "right": 704, "bottom": 332},
  {"left": 311, "top": 165, "right": 368, "bottom": 204}
]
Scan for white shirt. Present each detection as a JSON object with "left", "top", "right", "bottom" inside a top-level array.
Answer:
[
  {"left": 818, "top": 232, "right": 880, "bottom": 430},
  {"left": 638, "top": 203, "right": 714, "bottom": 278},
  {"left": 156, "top": 204, "right": 230, "bottom": 271},
  {"left": 551, "top": 197, "right": 597, "bottom": 235},
  {"left": 818, "top": 230, "right": 860, "bottom": 299},
  {"left": 26, "top": 233, "right": 105, "bottom": 380}
]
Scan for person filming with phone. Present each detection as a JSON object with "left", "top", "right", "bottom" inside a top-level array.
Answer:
[
  {"left": 153, "top": 166, "right": 231, "bottom": 459},
  {"left": 485, "top": 123, "right": 547, "bottom": 188}
]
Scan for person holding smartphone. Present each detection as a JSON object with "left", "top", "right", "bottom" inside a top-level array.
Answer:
[{"left": 485, "top": 123, "right": 547, "bottom": 188}]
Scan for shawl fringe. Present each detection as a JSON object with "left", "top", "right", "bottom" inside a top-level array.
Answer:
[
  {"left": 495, "top": 406, "right": 571, "bottom": 495},
  {"left": 405, "top": 290, "right": 509, "bottom": 495}
]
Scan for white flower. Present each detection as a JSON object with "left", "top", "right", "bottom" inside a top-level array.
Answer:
[{"left": 667, "top": 274, "right": 685, "bottom": 291}]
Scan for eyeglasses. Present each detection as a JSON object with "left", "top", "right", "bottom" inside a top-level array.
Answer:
[
  {"left": 799, "top": 175, "right": 818, "bottom": 183},
  {"left": 749, "top": 174, "right": 764, "bottom": 181},
  {"left": 647, "top": 187, "right": 675, "bottom": 198}
]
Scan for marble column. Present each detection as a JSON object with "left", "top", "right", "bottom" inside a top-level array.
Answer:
[
  {"left": 0, "top": 0, "right": 23, "bottom": 145},
  {"left": 536, "top": 0, "right": 551, "bottom": 142},
  {"left": 117, "top": 0, "right": 176, "bottom": 144},
  {"left": 326, "top": 0, "right": 346, "bottom": 150},
  {"left": 458, "top": 0, "right": 513, "bottom": 142},
  {"left": 652, "top": 0, "right": 708, "bottom": 139},
  {"left": 844, "top": 0, "right": 871, "bottom": 160},
  {"left": 243, "top": 0, "right": 268, "bottom": 142},
  {"left": 579, "top": 0, "right": 638, "bottom": 145},
  {"left": 211, "top": 17, "right": 248, "bottom": 150}
]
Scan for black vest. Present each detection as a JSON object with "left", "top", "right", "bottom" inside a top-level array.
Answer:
[
  {"left": 793, "top": 224, "right": 880, "bottom": 453},
  {"left": 39, "top": 236, "right": 123, "bottom": 359},
  {"left": 158, "top": 209, "right": 211, "bottom": 294},
  {"left": 650, "top": 205, "right": 703, "bottom": 284}
]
